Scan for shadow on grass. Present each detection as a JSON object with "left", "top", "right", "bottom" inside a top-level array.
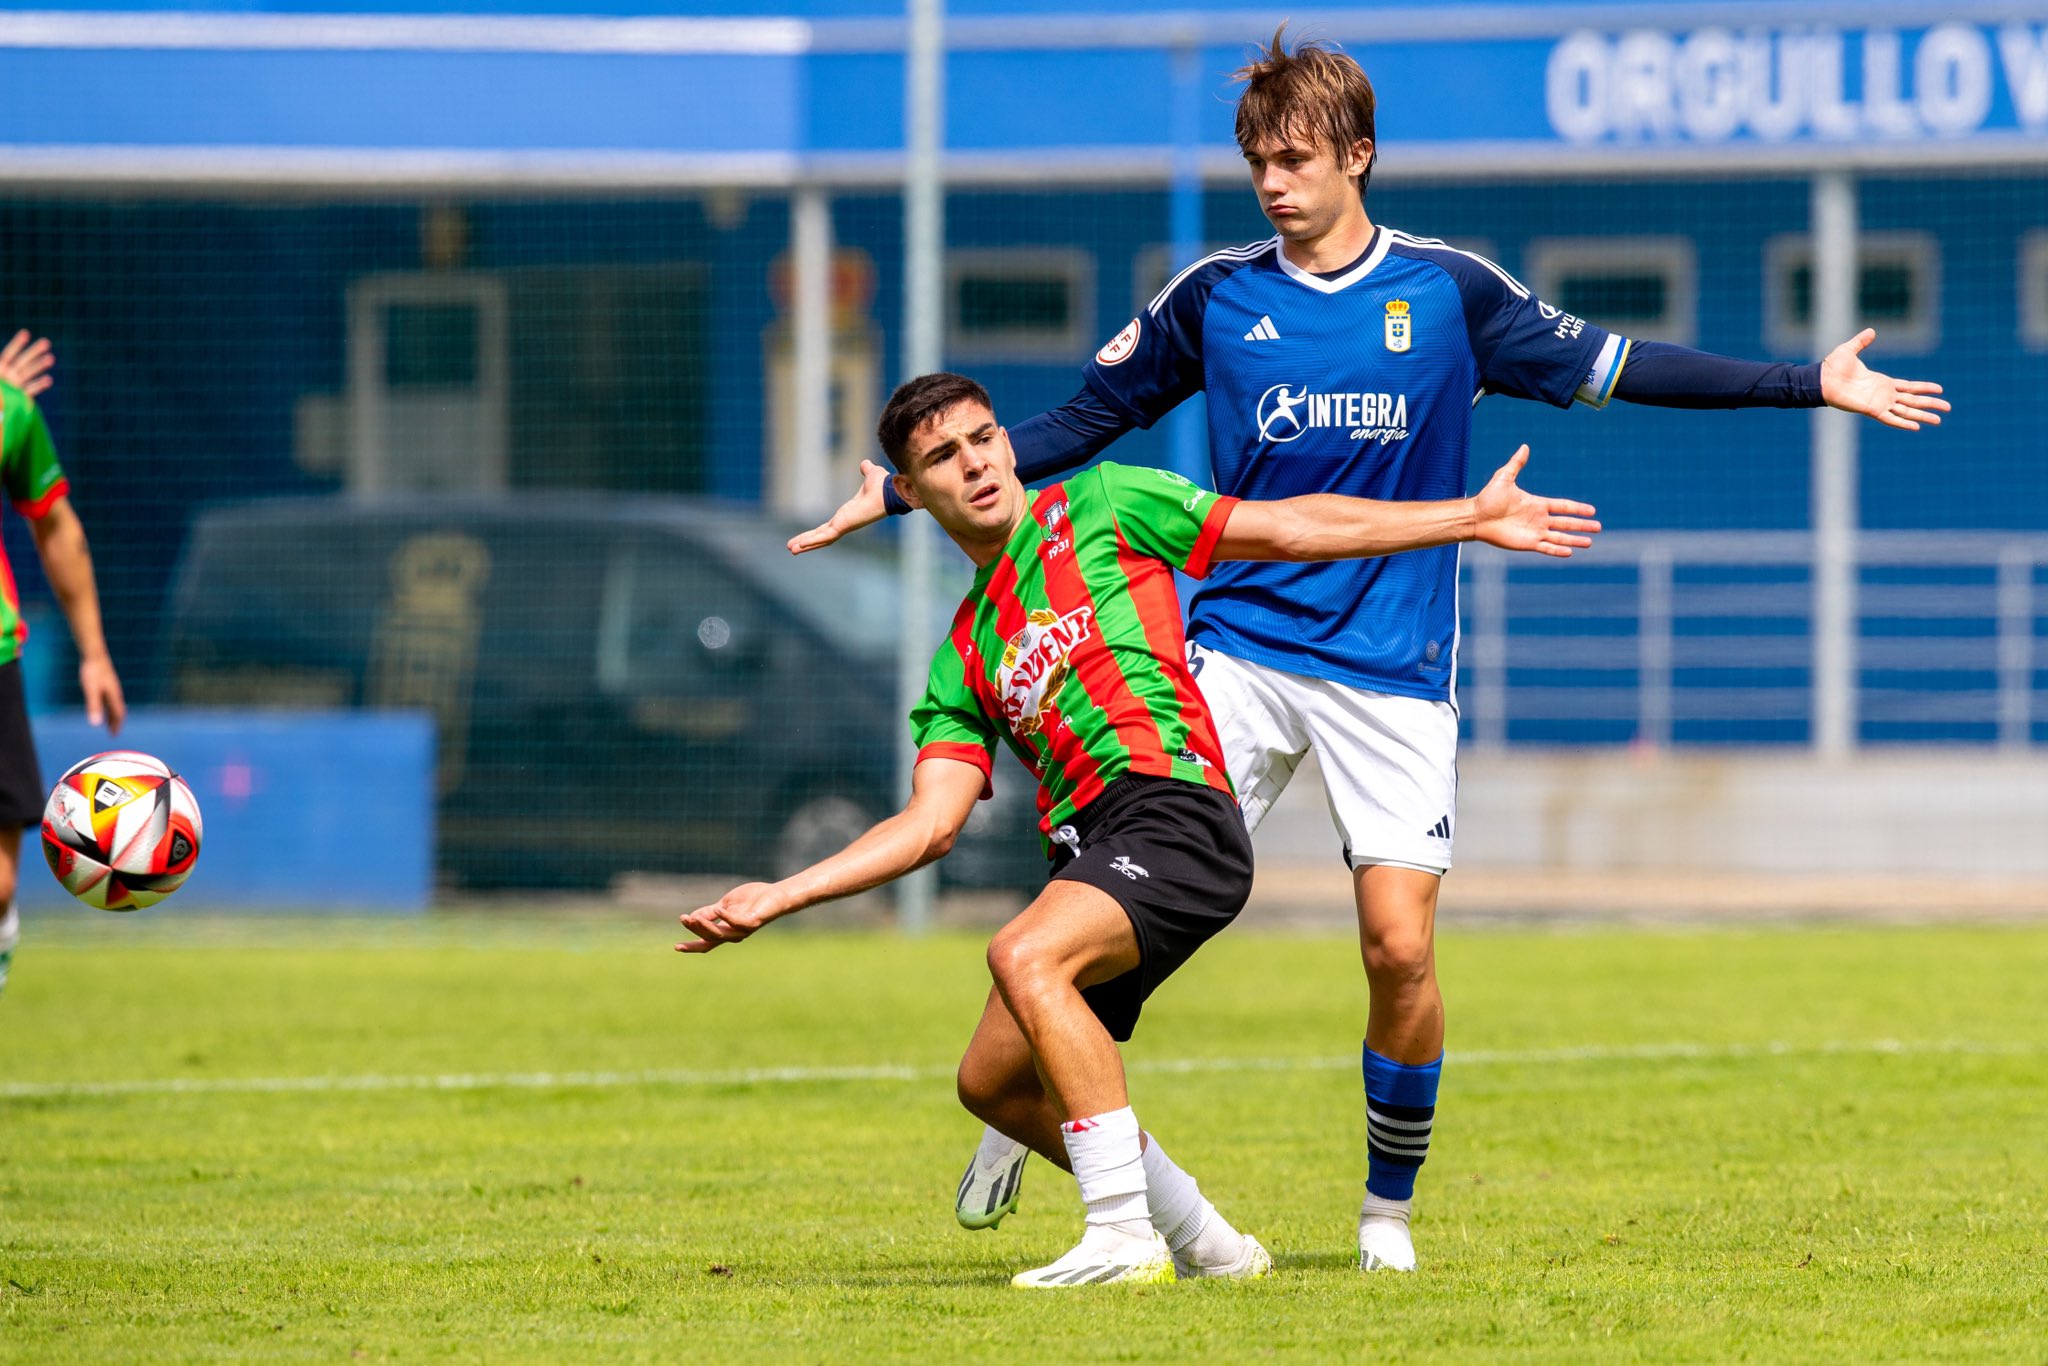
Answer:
[
  {"left": 755, "top": 1248, "right": 1369, "bottom": 1291},
  {"left": 682, "top": 1258, "right": 1020, "bottom": 1293},
  {"left": 1273, "top": 1249, "right": 1369, "bottom": 1275}
]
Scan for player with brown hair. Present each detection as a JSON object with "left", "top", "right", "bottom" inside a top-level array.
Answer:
[
  {"left": 688, "top": 372, "right": 1597, "bottom": 1285},
  {"left": 792, "top": 26, "right": 1947, "bottom": 1273}
]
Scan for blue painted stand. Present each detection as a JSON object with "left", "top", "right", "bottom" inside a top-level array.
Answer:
[{"left": 23, "top": 708, "right": 436, "bottom": 913}]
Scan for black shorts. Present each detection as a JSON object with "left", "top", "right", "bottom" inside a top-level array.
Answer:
[
  {"left": 1047, "top": 774, "right": 1254, "bottom": 1042},
  {"left": 0, "top": 661, "right": 44, "bottom": 828}
]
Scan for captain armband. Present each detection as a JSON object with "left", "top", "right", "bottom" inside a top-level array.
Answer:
[{"left": 1573, "top": 335, "right": 1630, "bottom": 409}]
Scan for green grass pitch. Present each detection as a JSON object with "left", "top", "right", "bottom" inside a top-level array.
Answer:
[{"left": 3, "top": 915, "right": 2045, "bottom": 1362}]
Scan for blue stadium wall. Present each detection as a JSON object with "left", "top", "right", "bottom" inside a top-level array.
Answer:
[{"left": 6, "top": 171, "right": 2043, "bottom": 709}]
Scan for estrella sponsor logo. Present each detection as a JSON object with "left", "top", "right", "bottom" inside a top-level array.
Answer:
[
  {"left": 997, "top": 606, "right": 1096, "bottom": 737},
  {"left": 1256, "top": 382, "right": 1411, "bottom": 445}
]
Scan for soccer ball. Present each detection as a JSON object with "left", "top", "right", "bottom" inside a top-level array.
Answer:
[{"left": 42, "top": 751, "right": 204, "bottom": 911}]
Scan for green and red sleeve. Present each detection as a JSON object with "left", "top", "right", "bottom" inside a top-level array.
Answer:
[
  {"left": 1089, "top": 462, "right": 1238, "bottom": 579},
  {"left": 909, "top": 629, "right": 997, "bottom": 800},
  {"left": 1, "top": 383, "right": 70, "bottom": 520}
]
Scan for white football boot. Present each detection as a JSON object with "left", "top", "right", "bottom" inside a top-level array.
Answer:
[
  {"left": 0, "top": 904, "right": 17, "bottom": 998},
  {"left": 1011, "top": 1227, "right": 1176, "bottom": 1289},
  {"left": 1172, "top": 1231, "right": 1275, "bottom": 1280},
  {"left": 1357, "top": 1192, "right": 1418, "bottom": 1272},
  {"left": 955, "top": 1131, "right": 1029, "bottom": 1230}
]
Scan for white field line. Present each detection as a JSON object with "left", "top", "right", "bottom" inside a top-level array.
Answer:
[{"left": 3, "top": 1038, "right": 2038, "bottom": 1103}]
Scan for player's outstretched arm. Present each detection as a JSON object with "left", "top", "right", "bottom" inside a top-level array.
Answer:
[
  {"left": 0, "top": 330, "right": 55, "bottom": 397},
  {"left": 676, "top": 757, "right": 986, "bottom": 952},
  {"left": 1213, "top": 445, "right": 1599, "bottom": 564},
  {"left": 1468, "top": 446, "right": 1602, "bottom": 556},
  {"left": 29, "top": 496, "right": 125, "bottom": 733},
  {"left": 787, "top": 459, "right": 890, "bottom": 555},
  {"left": 1820, "top": 329, "right": 1950, "bottom": 431},
  {"left": 789, "top": 389, "right": 1135, "bottom": 554}
]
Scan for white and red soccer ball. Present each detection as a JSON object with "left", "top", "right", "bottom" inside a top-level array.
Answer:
[{"left": 41, "top": 751, "right": 203, "bottom": 910}]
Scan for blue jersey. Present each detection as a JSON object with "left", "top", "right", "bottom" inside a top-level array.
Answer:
[{"left": 1083, "top": 227, "right": 1627, "bottom": 705}]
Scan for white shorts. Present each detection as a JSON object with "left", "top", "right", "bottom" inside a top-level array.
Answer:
[{"left": 1189, "top": 641, "right": 1458, "bottom": 873}]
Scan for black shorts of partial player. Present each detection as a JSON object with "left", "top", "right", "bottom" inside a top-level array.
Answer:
[{"left": 1047, "top": 774, "right": 1254, "bottom": 1043}]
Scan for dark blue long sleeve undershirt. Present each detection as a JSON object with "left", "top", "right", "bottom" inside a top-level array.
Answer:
[
  {"left": 1609, "top": 340, "right": 1823, "bottom": 409},
  {"left": 880, "top": 341, "right": 1824, "bottom": 515}
]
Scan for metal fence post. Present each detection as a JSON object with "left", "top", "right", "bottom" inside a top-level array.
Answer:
[
  {"left": 895, "top": 0, "right": 944, "bottom": 935},
  {"left": 1166, "top": 37, "right": 1206, "bottom": 484},
  {"left": 1810, "top": 169, "right": 1859, "bottom": 758},
  {"left": 786, "top": 185, "right": 833, "bottom": 520}
]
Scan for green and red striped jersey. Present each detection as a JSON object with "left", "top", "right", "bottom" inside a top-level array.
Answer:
[
  {"left": 0, "top": 382, "right": 70, "bottom": 664},
  {"left": 912, "top": 461, "right": 1240, "bottom": 839}
]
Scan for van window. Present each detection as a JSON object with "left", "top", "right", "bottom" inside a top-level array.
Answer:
[{"left": 599, "top": 542, "right": 768, "bottom": 694}]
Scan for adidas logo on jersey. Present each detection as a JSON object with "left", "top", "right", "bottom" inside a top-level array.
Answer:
[{"left": 1242, "top": 315, "right": 1281, "bottom": 342}]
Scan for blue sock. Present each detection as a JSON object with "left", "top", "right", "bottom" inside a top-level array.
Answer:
[{"left": 1362, "top": 1044, "right": 1441, "bottom": 1202}]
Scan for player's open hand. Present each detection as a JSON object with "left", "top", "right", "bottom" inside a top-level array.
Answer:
[
  {"left": 676, "top": 882, "right": 789, "bottom": 953},
  {"left": 1821, "top": 329, "right": 1949, "bottom": 431},
  {"left": 787, "top": 459, "right": 891, "bottom": 555},
  {"left": 79, "top": 652, "right": 126, "bottom": 735},
  {"left": 1471, "top": 446, "right": 1601, "bottom": 558},
  {"left": 0, "top": 330, "right": 55, "bottom": 398}
]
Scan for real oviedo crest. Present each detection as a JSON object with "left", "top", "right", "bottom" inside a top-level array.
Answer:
[{"left": 1384, "top": 300, "right": 1412, "bottom": 353}]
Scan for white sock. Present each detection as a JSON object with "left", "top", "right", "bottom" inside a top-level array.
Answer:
[
  {"left": 972, "top": 1124, "right": 1017, "bottom": 1168},
  {"left": 1138, "top": 1133, "right": 1209, "bottom": 1247},
  {"left": 0, "top": 902, "right": 17, "bottom": 953},
  {"left": 1141, "top": 1134, "right": 1244, "bottom": 1264},
  {"left": 1061, "top": 1107, "right": 1150, "bottom": 1240},
  {"left": 1361, "top": 1190, "right": 1412, "bottom": 1221}
]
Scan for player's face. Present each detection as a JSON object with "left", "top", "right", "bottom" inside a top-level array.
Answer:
[
  {"left": 895, "top": 401, "right": 1027, "bottom": 555},
  {"left": 1242, "top": 130, "right": 1371, "bottom": 242}
]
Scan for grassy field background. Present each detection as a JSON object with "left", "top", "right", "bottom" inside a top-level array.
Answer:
[{"left": 2, "top": 912, "right": 2044, "bottom": 1362}]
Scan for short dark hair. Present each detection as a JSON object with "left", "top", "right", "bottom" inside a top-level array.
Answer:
[
  {"left": 875, "top": 372, "right": 994, "bottom": 471},
  {"left": 1233, "top": 24, "right": 1378, "bottom": 198}
]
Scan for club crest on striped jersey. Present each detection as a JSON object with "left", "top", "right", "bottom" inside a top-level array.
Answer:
[
  {"left": 997, "top": 606, "right": 1096, "bottom": 738},
  {"left": 1039, "top": 499, "right": 1072, "bottom": 558},
  {"left": 1384, "top": 299, "right": 1413, "bottom": 353}
]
